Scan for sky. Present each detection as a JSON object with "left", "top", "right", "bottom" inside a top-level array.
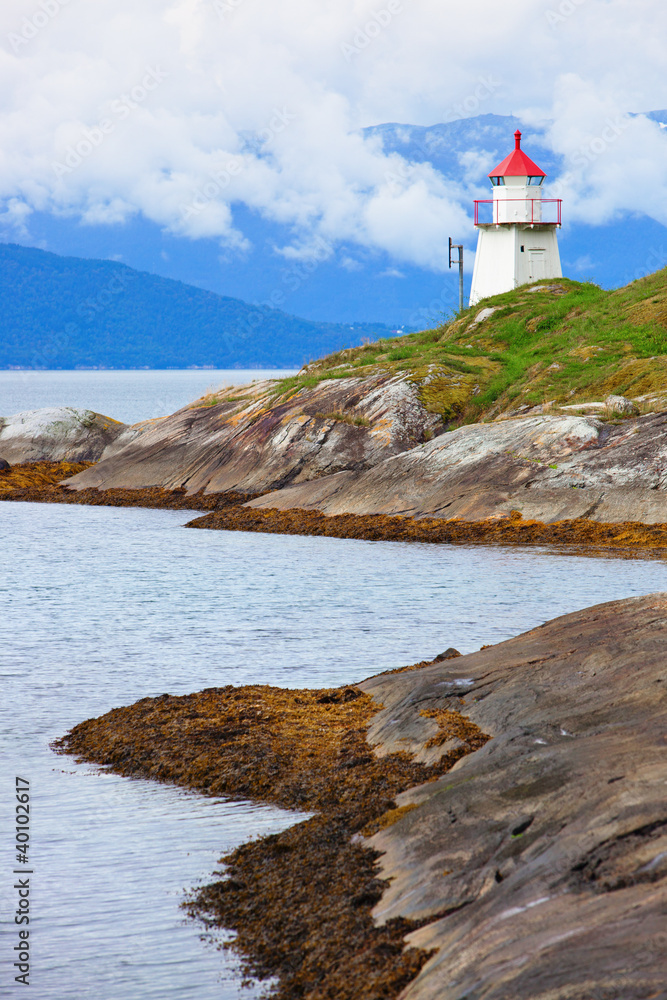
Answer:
[{"left": 1, "top": 0, "right": 667, "bottom": 273}]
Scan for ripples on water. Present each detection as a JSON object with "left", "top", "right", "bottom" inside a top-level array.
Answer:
[{"left": 1, "top": 501, "right": 665, "bottom": 998}]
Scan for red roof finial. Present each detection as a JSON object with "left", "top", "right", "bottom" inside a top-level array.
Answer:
[{"left": 488, "top": 130, "right": 546, "bottom": 179}]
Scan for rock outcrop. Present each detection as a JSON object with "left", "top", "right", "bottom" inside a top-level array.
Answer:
[
  {"left": 246, "top": 410, "right": 667, "bottom": 523},
  {"left": 359, "top": 593, "right": 667, "bottom": 1000},
  {"left": 64, "top": 374, "right": 441, "bottom": 494},
  {"left": 0, "top": 407, "right": 126, "bottom": 464},
  {"left": 56, "top": 371, "right": 667, "bottom": 524}
]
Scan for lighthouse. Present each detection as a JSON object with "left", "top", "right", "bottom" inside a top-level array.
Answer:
[{"left": 469, "top": 130, "right": 562, "bottom": 306}]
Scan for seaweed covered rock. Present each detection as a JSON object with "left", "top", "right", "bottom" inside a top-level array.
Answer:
[{"left": 56, "top": 594, "right": 667, "bottom": 999}]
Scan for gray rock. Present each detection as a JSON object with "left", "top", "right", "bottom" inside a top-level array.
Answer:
[
  {"left": 61, "top": 378, "right": 667, "bottom": 524},
  {"left": 0, "top": 457, "right": 9, "bottom": 471},
  {"left": 0, "top": 407, "right": 126, "bottom": 464},
  {"left": 359, "top": 594, "right": 667, "bottom": 999},
  {"left": 605, "top": 393, "right": 640, "bottom": 416},
  {"left": 64, "top": 374, "right": 442, "bottom": 493},
  {"left": 525, "top": 282, "right": 567, "bottom": 295},
  {"left": 469, "top": 307, "right": 497, "bottom": 326},
  {"left": 247, "top": 409, "right": 667, "bottom": 523}
]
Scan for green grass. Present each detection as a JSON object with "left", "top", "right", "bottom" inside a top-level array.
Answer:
[
  {"left": 197, "top": 394, "right": 249, "bottom": 408},
  {"left": 268, "top": 270, "right": 667, "bottom": 424}
]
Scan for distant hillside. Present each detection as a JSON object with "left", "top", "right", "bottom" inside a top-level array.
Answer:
[{"left": 0, "top": 244, "right": 396, "bottom": 369}]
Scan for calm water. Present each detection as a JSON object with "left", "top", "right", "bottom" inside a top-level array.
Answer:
[
  {"left": 1, "top": 501, "right": 666, "bottom": 998},
  {"left": 1, "top": 367, "right": 666, "bottom": 998},
  {"left": 0, "top": 369, "right": 296, "bottom": 426}
]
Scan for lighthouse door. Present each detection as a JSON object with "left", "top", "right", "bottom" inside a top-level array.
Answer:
[{"left": 528, "top": 249, "right": 546, "bottom": 280}]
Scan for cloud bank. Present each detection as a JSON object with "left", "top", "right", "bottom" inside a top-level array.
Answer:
[{"left": 1, "top": 0, "right": 667, "bottom": 269}]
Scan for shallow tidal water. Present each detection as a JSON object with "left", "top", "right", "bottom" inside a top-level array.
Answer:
[{"left": 1, "top": 500, "right": 665, "bottom": 999}]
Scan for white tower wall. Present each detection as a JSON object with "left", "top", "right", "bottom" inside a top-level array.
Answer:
[
  {"left": 469, "top": 226, "right": 561, "bottom": 307},
  {"left": 516, "top": 228, "right": 561, "bottom": 286},
  {"left": 470, "top": 228, "right": 517, "bottom": 304}
]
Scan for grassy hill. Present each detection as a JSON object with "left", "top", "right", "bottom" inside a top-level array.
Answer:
[
  {"left": 268, "top": 271, "right": 667, "bottom": 423},
  {"left": 0, "top": 243, "right": 396, "bottom": 369}
]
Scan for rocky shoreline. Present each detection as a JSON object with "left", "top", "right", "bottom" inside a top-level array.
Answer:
[
  {"left": 55, "top": 595, "right": 667, "bottom": 1000},
  {"left": 54, "top": 677, "right": 484, "bottom": 1000}
]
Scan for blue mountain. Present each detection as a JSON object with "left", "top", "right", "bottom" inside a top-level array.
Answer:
[{"left": 0, "top": 243, "right": 396, "bottom": 369}]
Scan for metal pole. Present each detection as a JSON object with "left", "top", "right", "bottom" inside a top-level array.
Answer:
[{"left": 449, "top": 237, "right": 464, "bottom": 314}]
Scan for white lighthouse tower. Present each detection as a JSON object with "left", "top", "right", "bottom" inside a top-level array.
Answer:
[{"left": 469, "top": 130, "right": 562, "bottom": 306}]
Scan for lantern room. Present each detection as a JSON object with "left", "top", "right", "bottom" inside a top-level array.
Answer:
[{"left": 469, "top": 130, "right": 562, "bottom": 306}]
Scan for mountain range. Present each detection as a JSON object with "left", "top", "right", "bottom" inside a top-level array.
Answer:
[{"left": 0, "top": 243, "right": 395, "bottom": 369}]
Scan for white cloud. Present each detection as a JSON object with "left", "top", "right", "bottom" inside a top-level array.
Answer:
[
  {"left": 0, "top": 196, "right": 32, "bottom": 238},
  {"left": 0, "top": 0, "right": 666, "bottom": 268},
  {"left": 536, "top": 74, "right": 667, "bottom": 228}
]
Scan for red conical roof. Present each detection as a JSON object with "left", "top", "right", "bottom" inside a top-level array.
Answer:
[{"left": 488, "top": 130, "right": 546, "bottom": 178}]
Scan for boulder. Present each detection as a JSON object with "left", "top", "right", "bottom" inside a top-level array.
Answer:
[
  {"left": 433, "top": 648, "right": 461, "bottom": 661},
  {"left": 605, "top": 393, "right": 640, "bottom": 416},
  {"left": 0, "top": 407, "right": 126, "bottom": 464}
]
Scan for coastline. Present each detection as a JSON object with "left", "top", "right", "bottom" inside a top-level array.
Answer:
[
  {"left": 3, "top": 461, "right": 667, "bottom": 559},
  {"left": 54, "top": 595, "right": 667, "bottom": 1000},
  {"left": 55, "top": 677, "right": 486, "bottom": 1000}
]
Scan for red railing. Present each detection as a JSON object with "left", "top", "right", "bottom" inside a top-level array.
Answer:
[{"left": 474, "top": 199, "right": 562, "bottom": 226}]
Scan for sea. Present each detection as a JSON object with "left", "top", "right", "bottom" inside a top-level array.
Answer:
[{"left": 1, "top": 370, "right": 665, "bottom": 999}]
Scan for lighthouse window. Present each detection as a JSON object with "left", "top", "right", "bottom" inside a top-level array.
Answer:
[
  {"left": 527, "top": 176, "right": 544, "bottom": 186},
  {"left": 490, "top": 176, "right": 505, "bottom": 186}
]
